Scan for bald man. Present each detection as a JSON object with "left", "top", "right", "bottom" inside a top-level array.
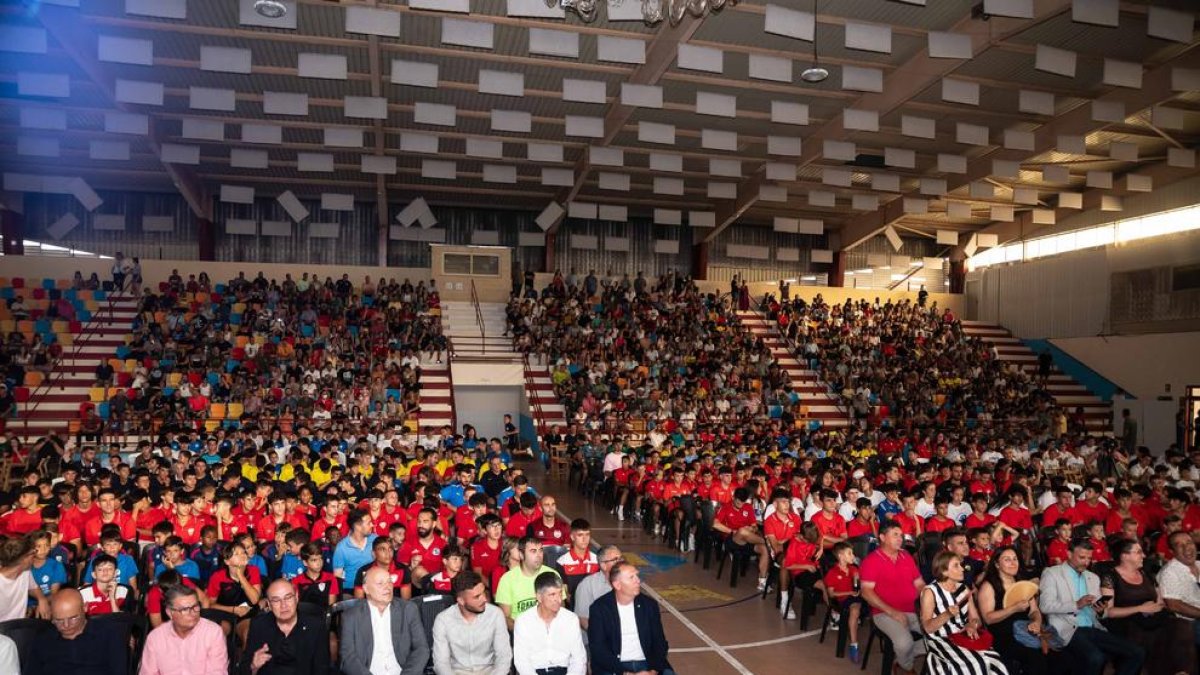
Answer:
[
  {"left": 238, "top": 579, "right": 329, "bottom": 675},
  {"left": 29, "top": 587, "right": 128, "bottom": 675},
  {"left": 339, "top": 565, "right": 429, "bottom": 675}
]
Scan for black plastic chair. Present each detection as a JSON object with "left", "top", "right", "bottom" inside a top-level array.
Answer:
[
  {"left": 416, "top": 594, "right": 453, "bottom": 675},
  {"left": 0, "top": 618, "right": 50, "bottom": 675}
]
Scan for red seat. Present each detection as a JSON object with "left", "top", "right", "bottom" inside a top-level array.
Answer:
[
  {"left": 14, "top": 387, "right": 29, "bottom": 403},
  {"left": 31, "top": 288, "right": 45, "bottom": 300},
  {"left": 11, "top": 278, "right": 23, "bottom": 289}
]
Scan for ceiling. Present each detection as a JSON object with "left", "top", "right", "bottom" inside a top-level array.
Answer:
[{"left": 1, "top": 0, "right": 1199, "bottom": 250}]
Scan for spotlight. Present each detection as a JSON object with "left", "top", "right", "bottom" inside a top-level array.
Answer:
[
  {"left": 800, "top": 66, "right": 829, "bottom": 83},
  {"left": 254, "top": 0, "right": 288, "bottom": 19}
]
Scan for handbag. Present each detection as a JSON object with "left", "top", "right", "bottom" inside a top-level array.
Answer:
[{"left": 948, "top": 627, "right": 994, "bottom": 652}]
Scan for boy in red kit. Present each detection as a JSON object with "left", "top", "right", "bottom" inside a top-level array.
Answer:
[
  {"left": 398, "top": 507, "right": 448, "bottom": 585},
  {"left": 555, "top": 518, "right": 599, "bottom": 579},
  {"left": 847, "top": 498, "right": 879, "bottom": 539},
  {"left": 891, "top": 493, "right": 925, "bottom": 543},
  {"left": 470, "top": 514, "right": 504, "bottom": 581},
  {"left": 967, "top": 527, "right": 993, "bottom": 566},
  {"left": 503, "top": 492, "right": 541, "bottom": 539},
  {"left": 610, "top": 455, "right": 635, "bottom": 521},
  {"left": 293, "top": 542, "right": 338, "bottom": 606},
  {"left": 455, "top": 492, "right": 489, "bottom": 546},
  {"left": 964, "top": 492, "right": 997, "bottom": 530},
  {"left": 1086, "top": 521, "right": 1111, "bottom": 562},
  {"left": 925, "top": 497, "right": 957, "bottom": 534},
  {"left": 812, "top": 489, "right": 848, "bottom": 550},
  {"left": 997, "top": 487, "right": 1034, "bottom": 534},
  {"left": 1045, "top": 519, "right": 1073, "bottom": 566},
  {"left": 823, "top": 541, "right": 866, "bottom": 663},
  {"left": 764, "top": 488, "right": 801, "bottom": 605},
  {"left": 1071, "top": 482, "right": 1111, "bottom": 525},
  {"left": 713, "top": 487, "right": 770, "bottom": 591},
  {"left": 781, "top": 522, "right": 823, "bottom": 620}
]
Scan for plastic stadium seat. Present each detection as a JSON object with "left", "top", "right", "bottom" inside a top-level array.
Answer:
[
  {"left": 209, "top": 403, "right": 226, "bottom": 420},
  {"left": 89, "top": 387, "right": 106, "bottom": 403},
  {"left": 31, "top": 288, "right": 45, "bottom": 300},
  {"left": 13, "top": 387, "right": 29, "bottom": 403},
  {"left": 56, "top": 279, "right": 71, "bottom": 290},
  {"left": 57, "top": 333, "right": 72, "bottom": 346},
  {"left": 41, "top": 279, "right": 55, "bottom": 290},
  {"left": 204, "top": 420, "right": 220, "bottom": 432},
  {"left": 0, "top": 320, "right": 13, "bottom": 334},
  {"left": 124, "top": 359, "right": 136, "bottom": 372},
  {"left": 11, "top": 278, "right": 24, "bottom": 289},
  {"left": 228, "top": 402, "right": 244, "bottom": 419},
  {"left": 34, "top": 319, "right": 50, "bottom": 333},
  {"left": 116, "top": 373, "right": 131, "bottom": 387},
  {"left": 51, "top": 320, "right": 67, "bottom": 333},
  {"left": 97, "top": 402, "right": 110, "bottom": 419},
  {"left": 167, "top": 373, "right": 183, "bottom": 387},
  {"left": 16, "top": 320, "right": 33, "bottom": 333},
  {"left": 23, "top": 372, "right": 43, "bottom": 388},
  {"left": 235, "top": 335, "right": 250, "bottom": 348}
]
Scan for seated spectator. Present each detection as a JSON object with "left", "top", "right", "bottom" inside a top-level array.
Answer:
[
  {"left": 1039, "top": 538, "right": 1144, "bottom": 675},
  {"left": 352, "top": 536, "right": 411, "bottom": 601},
  {"left": 514, "top": 571, "right": 586, "bottom": 675},
  {"left": 431, "top": 570, "right": 512, "bottom": 675},
  {"left": 140, "top": 584, "right": 228, "bottom": 675},
  {"left": 977, "top": 545, "right": 1049, "bottom": 675},
  {"left": 919, "top": 551, "right": 1009, "bottom": 675},
  {"left": 239, "top": 579, "right": 329, "bottom": 675},
  {"left": 1101, "top": 538, "right": 1186, "bottom": 675},
  {"left": 823, "top": 541, "right": 866, "bottom": 663},
  {"left": 1157, "top": 531, "right": 1200, "bottom": 658},
  {"left": 206, "top": 541, "right": 263, "bottom": 644},
  {"left": 0, "top": 533, "right": 50, "bottom": 620},
  {"left": 29, "top": 587, "right": 128, "bottom": 675},
  {"left": 338, "top": 566, "right": 429, "bottom": 675},
  {"left": 586, "top": 561, "right": 673, "bottom": 675},
  {"left": 496, "top": 536, "right": 560, "bottom": 629},
  {"left": 79, "top": 554, "right": 131, "bottom": 615},
  {"left": 860, "top": 522, "right": 926, "bottom": 675}
]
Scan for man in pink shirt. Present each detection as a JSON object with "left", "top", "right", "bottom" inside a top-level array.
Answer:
[
  {"left": 859, "top": 521, "right": 927, "bottom": 675},
  {"left": 139, "top": 585, "right": 227, "bottom": 675}
]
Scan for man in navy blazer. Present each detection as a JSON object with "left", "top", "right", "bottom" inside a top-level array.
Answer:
[{"left": 586, "top": 561, "right": 674, "bottom": 675}]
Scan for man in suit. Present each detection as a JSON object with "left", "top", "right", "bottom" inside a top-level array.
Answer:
[
  {"left": 1040, "top": 538, "right": 1144, "bottom": 675},
  {"left": 586, "top": 561, "right": 673, "bottom": 675},
  {"left": 339, "top": 565, "right": 430, "bottom": 675}
]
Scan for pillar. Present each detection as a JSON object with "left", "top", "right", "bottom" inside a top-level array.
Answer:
[
  {"left": 949, "top": 260, "right": 966, "bottom": 294},
  {"left": 543, "top": 232, "right": 557, "bottom": 273},
  {"left": 197, "top": 218, "right": 215, "bottom": 261},
  {"left": 691, "top": 241, "right": 709, "bottom": 280},
  {"left": 829, "top": 251, "right": 846, "bottom": 287},
  {"left": 1, "top": 210, "right": 24, "bottom": 256}
]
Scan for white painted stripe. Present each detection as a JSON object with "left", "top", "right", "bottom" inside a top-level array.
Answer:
[{"left": 669, "top": 628, "right": 822, "bottom": 653}]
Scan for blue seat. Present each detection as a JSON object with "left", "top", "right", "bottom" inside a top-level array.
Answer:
[
  {"left": 94, "top": 290, "right": 106, "bottom": 301},
  {"left": 78, "top": 310, "right": 92, "bottom": 322},
  {"left": 41, "top": 279, "right": 55, "bottom": 290},
  {"left": 115, "top": 346, "right": 131, "bottom": 359},
  {"left": 807, "top": 420, "right": 823, "bottom": 431},
  {"left": 97, "top": 402, "right": 110, "bottom": 419},
  {"left": 206, "top": 372, "right": 219, "bottom": 385},
  {"left": 0, "top": 288, "right": 13, "bottom": 300},
  {"left": 215, "top": 284, "right": 227, "bottom": 294},
  {"left": 230, "top": 313, "right": 242, "bottom": 325},
  {"left": 225, "top": 359, "right": 239, "bottom": 373},
  {"left": 301, "top": 325, "right": 314, "bottom": 337}
]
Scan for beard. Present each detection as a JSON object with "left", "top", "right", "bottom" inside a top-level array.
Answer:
[
  {"left": 464, "top": 602, "right": 486, "bottom": 615},
  {"left": 417, "top": 527, "right": 432, "bottom": 538}
]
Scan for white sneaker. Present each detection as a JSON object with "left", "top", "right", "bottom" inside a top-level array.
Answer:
[
  {"left": 617, "top": 505, "right": 624, "bottom": 521},
  {"left": 757, "top": 578, "right": 768, "bottom": 592},
  {"left": 687, "top": 533, "right": 695, "bottom": 551}
]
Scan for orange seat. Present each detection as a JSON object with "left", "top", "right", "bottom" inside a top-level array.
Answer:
[
  {"left": 209, "top": 403, "right": 226, "bottom": 420},
  {"left": 89, "top": 387, "right": 106, "bottom": 403},
  {"left": 23, "top": 371, "right": 43, "bottom": 387}
]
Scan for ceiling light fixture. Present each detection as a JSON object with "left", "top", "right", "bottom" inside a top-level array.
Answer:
[
  {"left": 800, "top": 0, "right": 828, "bottom": 83},
  {"left": 544, "top": 0, "right": 738, "bottom": 25},
  {"left": 254, "top": 0, "right": 288, "bottom": 19}
]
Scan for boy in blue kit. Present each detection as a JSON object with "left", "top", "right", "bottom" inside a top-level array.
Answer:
[
  {"left": 154, "top": 535, "right": 200, "bottom": 580},
  {"left": 280, "top": 528, "right": 310, "bottom": 580},
  {"left": 30, "top": 529, "right": 67, "bottom": 598},
  {"left": 84, "top": 532, "right": 141, "bottom": 596},
  {"left": 142, "top": 521, "right": 174, "bottom": 579},
  {"left": 189, "top": 525, "right": 222, "bottom": 585}
]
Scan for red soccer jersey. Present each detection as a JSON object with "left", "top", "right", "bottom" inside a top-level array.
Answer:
[
  {"left": 1040, "top": 503, "right": 1074, "bottom": 528},
  {"left": 293, "top": 570, "right": 339, "bottom": 606},
  {"left": 1046, "top": 538, "right": 1070, "bottom": 566},
  {"left": 527, "top": 517, "right": 571, "bottom": 547},
  {"left": 170, "top": 513, "right": 208, "bottom": 546},
  {"left": 455, "top": 506, "right": 481, "bottom": 543},
  {"left": 661, "top": 480, "right": 694, "bottom": 504},
  {"left": 764, "top": 512, "right": 801, "bottom": 545},
  {"left": 80, "top": 583, "right": 129, "bottom": 615},
  {"left": 716, "top": 502, "right": 756, "bottom": 531},
  {"left": 998, "top": 506, "right": 1033, "bottom": 532},
  {"left": 642, "top": 479, "right": 665, "bottom": 501},
  {"left": 812, "top": 511, "right": 848, "bottom": 542},
  {"left": 255, "top": 514, "right": 288, "bottom": 543},
  {"left": 135, "top": 506, "right": 168, "bottom": 544},
  {"left": 925, "top": 516, "right": 957, "bottom": 534},
  {"left": 0, "top": 507, "right": 43, "bottom": 537},
  {"left": 61, "top": 504, "right": 99, "bottom": 543},
  {"left": 1090, "top": 537, "right": 1111, "bottom": 563},
  {"left": 1105, "top": 509, "right": 1145, "bottom": 536},
  {"left": 1070, "top": 500, "right": 1111, "bottom": 526},
  {"left": 555, "top": 549, "right": 599, "bottom": 577},
  {"left": 783, "top": 540, "right": 820, "bottom": 571},
  {"left": 709, "top": 482, "right": 735, "bottom": 507},
  {"left": 504, "top": 511, "right": 536, "bottom": 539},
  {"left": 847, "top": 517, "right": 878, "bottom": 539},
  {"left": 471, "top": 538, "right": 503, "bottom": 580},
  {"left": 823, "top": 563, "right": 860, "bottom": 597},
  {"left": 82, "top": 511, "right": 136, "bottom": 547},
  {"left": 964, "top": 513, "right": 996, "bottom": 530},
  {"left": 892, "top": 512, "right": 924, "bottom": 538},
  {"left": 613, "top": 467, "right": 633, "bottom": 486},
  {"left": 969, "top": 547, "right": 993, "bottom": 565},
  {"left": 398, "top": 535, "right": 448, "bottom": 575}
]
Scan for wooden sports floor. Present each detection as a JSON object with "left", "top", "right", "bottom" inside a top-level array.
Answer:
[{"left": 534, "top": 462, "right": 868, "bottom": 675}]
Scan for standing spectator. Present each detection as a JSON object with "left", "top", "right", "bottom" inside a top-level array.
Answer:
[
  {"left": 860, "top": 521, "right": 926, "bottom": 675},
  {"left": 431, "top": 570, "right": 512, "bottom": 675},
  {"left": 239, "top": 579, "right": 329, "bottom": 675},
  {"left": 1121, "top": 409, "right": 1138, "bottom": 455},
  {"left": 140, "top": 585, "right": 228, "bottom": 675},
  {"left": 111, "top": 252, "right": 128, "bottom": 291},
  {"left": 919, "top": 551, "right": 1009, "bottom": 675},
  {"left": 29, "top": 588, "right": 127, "bottom": 675},
  {"left": 1039, "top": 539, "right": 1144, "bottom": 675},
  {"left": 513, "top": 572, "right": 586, "bottom": 675},
  {"left": 586, "top": 561, "right": 673, "bottom": 675},
  {"left": 338, "top": 566, "right": 429, "bottom": 675},
  {"left": 0, "top": 534, "right": 50, "bottom": 620}
]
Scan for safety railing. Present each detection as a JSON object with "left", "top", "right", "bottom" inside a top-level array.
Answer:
[{"left": 468, "top": 279, "right": 486, "bottom": 355}]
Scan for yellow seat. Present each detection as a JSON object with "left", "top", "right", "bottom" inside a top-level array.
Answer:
[
  {"left": 204, "top": 420, "right": 221, "bottom": 432},
  {"left": 209, "top": 403, "right": 226, "bottom": 420},
  {"left": 107, "top": 387, "right": 122, "bottom": 399},
  {"left": 108, "top": 358, "right": 123, "bottom": 370},
  {"left": 124, "top": 359, "right": 136, "bottom": 371},
  {"left": 57, "top": 279, "right": 71, "bottom": 290},
  {"left": 403, "top": 419, "right": 419, "bottom": 433},
  {"left": 227, "top": 402, "right": 244, "bottom": 419},
  {"left": 0, "top": 320, "right": 13, "bottom": 333},
  {"left": 57, "top": 333, "right": 72, "bottom": 346},
  {"left": 254, "top": 335, "right": 266, "bottom": 345},
  {"left": 85, "top": 300, "right": 99, "bottom": 312},
  {"left": 232, "top": 303, "right": 246, "bottom": 313},
  {"left": 167, "top": 372, "right": 183, "bottom": 387},
  {"left": 76, "top": 290, "right": 91, "bottom": 301},
  {"left": 0, "top": 277, "right": 7, "bottom": 287},
  {"left": 17, "top": 320, "right": 33, "bottom": 333},
  {"left": 51, "top": 320, "right": 68, "bottom": 333},
  {"left": 89, "top": 387, "right": 106, "bottom": 403}
]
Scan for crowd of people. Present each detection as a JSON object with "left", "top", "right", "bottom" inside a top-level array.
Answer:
[{"left": 0, "top": 268, "right": 1196, "bottom": 675}]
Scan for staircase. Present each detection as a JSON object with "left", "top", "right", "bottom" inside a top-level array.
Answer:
[
  {"left": 522, "top": 362, "right": 569, "bottom": 436},
  {"left": 735, "top": 311, "right": 852, "bottom": 429},
  {"left": 416, "top": 364, "right": 454, "bottom": 431},
  {"left": 14, "top": 294, "right": 140, "bottom": 446},
  {"left": 960, "top": 320, "right": 1111, "bottom": 433}
]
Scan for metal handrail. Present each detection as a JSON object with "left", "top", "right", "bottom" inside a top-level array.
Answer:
[
  {"left": 468, "top": 279, "right": 486, "bottom": 355},
  {"left": 522, "top": 352, "right": 549, "bottom": 439}
]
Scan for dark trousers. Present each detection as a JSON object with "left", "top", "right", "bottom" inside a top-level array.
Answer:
[{"left": 1065, "top": 627, "right": 1145, "bottom": 675}]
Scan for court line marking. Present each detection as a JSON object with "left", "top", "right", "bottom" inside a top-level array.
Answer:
[
  {"left": 559, "top": 506, "right": 758, "bottom": 675},
  {"left": 668, "top": 628, "right": 822, "bottom": 653}
]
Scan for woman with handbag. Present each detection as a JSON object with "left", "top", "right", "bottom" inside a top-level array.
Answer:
[
  {"left": 920, "top": 550, "right": 1009, "bottom": 675},
  {"left": 977, "top": 545, "right": 1053, "bottom": 675}
]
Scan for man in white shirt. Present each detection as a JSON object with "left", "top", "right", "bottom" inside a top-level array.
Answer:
[
  {"left": 1158, "top": 532, "right": 1200, "bottom": 649},
  {"left": 339, "top": 566, "right": 428, "bottom": 675},
  {"left": 512, "top": 572, "right": 586, "bottom": 675},
  {"left": 432, "top": 571, "right": 512, "bottom": 675}
]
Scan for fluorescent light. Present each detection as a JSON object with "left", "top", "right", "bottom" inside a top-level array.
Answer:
[
  {"left": 801, "top": 275, "right": 817, "bottom": 281},
  {"left": 911, "top": 260, "right": 924, "bottom": 267},
  {"left": 858, "top": 268, "right": 874, "bottom": 274}
]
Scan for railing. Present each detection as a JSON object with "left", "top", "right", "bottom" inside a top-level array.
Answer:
[
  {"left": 522, "top": 351, "right": 549, "bottom": 439},
  {"left": 468, "top": 279, "right": 486, "bottom": 355}
]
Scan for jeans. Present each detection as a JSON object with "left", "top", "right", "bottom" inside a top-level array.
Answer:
[
  {"left": 618, "top": 660, "right": 675, "bottom": 675},
  {"left": 1065, "top": 627, "right": 1145, "bottom": 675}
]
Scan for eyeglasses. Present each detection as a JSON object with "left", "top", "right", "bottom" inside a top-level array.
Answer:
[
  {"left": 268, "top": 593, "right": 297, "bottom": 605},
  {"left": 169, "top": 604, "right": 201, "bottom": 615},
  {"left": 51, "top": 614, "right": 84, "bottom": 626}
]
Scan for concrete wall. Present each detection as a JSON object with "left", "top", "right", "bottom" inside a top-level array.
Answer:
[
  {"left": 453, "top": 385, "right": 521, "bottom": 439},
  {"left": 429, "top": 245, "right": 511, "bottom": 303},
  {"left": 1051, "top": 332, "right": 1200, "bottom": 400}
]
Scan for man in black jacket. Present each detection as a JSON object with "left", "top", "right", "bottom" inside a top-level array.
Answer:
[
  {"left": 240, "top": 579, "right": 330, "bottom": 675},
  {"left": 586, "top": 561, "right": 674, "bottom": 675}
]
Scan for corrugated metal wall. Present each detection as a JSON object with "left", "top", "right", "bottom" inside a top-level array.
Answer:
[
  {"left": 551, "top": 218, "right": 693, "bottom": 278},
  {"left": 20, "top": 191, "right": 198, "bottom": 260},
  {"left": 709, "top": 223, "right": 829, "bottom": 282},
  {"left": 388, "top": 205, "right": 543, "bottom": 269},
  {"left": 968, "top": 247, "right": 1109, "bottom": 338},
  {"left": 214, "top": 197, "right": 379, "bottom": 266}
]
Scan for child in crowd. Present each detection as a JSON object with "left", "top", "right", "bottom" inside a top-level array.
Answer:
[{"left": 823, "top": 541, "right": 865, "bottom": 663}]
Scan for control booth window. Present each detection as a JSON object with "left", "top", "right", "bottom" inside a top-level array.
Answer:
[{"left": 442, "top": 252, "right": 500, "bottom": 276}]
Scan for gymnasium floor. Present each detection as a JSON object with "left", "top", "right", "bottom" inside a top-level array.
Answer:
[{"left": 532, "top": 461, "right": 868, "bottom": 675}]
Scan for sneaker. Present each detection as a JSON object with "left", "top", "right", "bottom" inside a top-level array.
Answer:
[
  {"left": 830, "top": 610, "right": 841, "bottom": 625},
  {"left": 617, "top": 505, "right": 624, "bottom": 521},
  {"left": 756, "top": 577, "right": 768, "bottom": 592},
  {"left": 848, "top": 644, "right": 860, "bottom": 664},
  {"left": 783, "top": 605, "right": 797, "bottom": 620},
  {"left": 687, "top": 533, "right": 695, "bottom": 552}
]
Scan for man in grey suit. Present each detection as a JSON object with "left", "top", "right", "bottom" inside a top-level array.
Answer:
[
  {"left": 340, "top": 565, "right": 430, "bottom": 675},
  {"left": 1039, "top": 538, "right": 1144, "bottom": 675}
]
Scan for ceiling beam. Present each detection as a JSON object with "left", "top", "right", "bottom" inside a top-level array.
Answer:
[
  {"left": 544, "top": 14, "right": 704, "bottom": 235},
  {"left": 702, "top": 0, "right": 1074, "bottom": 244},
  {"left": 36, "top": 5, "right": 211, "bottom": 221},
  {"left": 841, "top": 45, "right": 1200, "bottom": 251}
]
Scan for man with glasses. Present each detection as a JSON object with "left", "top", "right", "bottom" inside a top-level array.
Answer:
[
  {"left": 139, "top": 585, "right": 228, "bottom": 675},
  {"left": 239, "top": 579, "right": 330, "bottom": 675},
  {"left": 573, "top": 545, "right": 622, "bottom": 633},
  {"left": 28, "top": 587, "right": 127, "bottom": 675}
]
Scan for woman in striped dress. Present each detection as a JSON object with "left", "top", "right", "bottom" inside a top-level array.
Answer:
[{"left": 920, "top": 551, "right": 1009, "bottom": 675}]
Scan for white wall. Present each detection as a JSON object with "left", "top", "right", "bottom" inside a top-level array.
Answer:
[
  {"left": 450, "top": 362, "right": 524, "bottom": 386},
  {"left": 454, "top": 385, "right": 521, "bottom": 439},
  {"left": 1051, "top": 333, "right": 1200, "bottom": 400}
]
